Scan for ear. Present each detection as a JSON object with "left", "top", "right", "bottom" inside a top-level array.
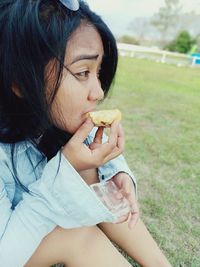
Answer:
[{"left": 12, "top": 83, "right": 23, "bottom": 98}]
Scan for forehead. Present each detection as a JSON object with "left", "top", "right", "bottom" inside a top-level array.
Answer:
[{"left": 65, "top": 23, "right": 104, "bottom": 64}]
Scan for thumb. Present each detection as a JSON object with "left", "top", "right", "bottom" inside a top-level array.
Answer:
[{"left": 70, "top": 119, "right": 94, "bottom": 144}]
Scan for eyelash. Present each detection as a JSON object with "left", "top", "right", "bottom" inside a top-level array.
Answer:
[
  {"left": 75, "top": 70, "right": 101, "bottom": 80},
  {"left": 76, "top": 70, "right": 90, "bottom": 78}
]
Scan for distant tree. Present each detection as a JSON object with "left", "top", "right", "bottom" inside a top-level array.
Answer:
[
  {"left": 165, "top": 30, "right": 196, "bottom": 53},
  {"left": 151, "top": 0, "right": 182, "bottom": 42},
  {"left": 117, "top": 35, "right": 140, "bottom": 45},
  {"left": 196, "top": 34, "right": 200, "bottom": 53},
  {"left": 128, "top": 17, "right": 150, "bottom": 42}
]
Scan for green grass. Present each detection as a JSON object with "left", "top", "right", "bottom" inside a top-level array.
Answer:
[
  {"left": 53, "top": 58, "right": 200, "bottom": 267},
  {"left": 99, "top": 57, "right": 200, "bottom": 266}
]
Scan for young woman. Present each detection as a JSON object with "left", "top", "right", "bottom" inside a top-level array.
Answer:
[{"left": 0, "top": 1, "right": 172, "bottom": 266}]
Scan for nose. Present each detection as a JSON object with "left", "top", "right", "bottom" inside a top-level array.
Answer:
[{"left": 88, "top": 78, "right": 104, "bottom": 102}]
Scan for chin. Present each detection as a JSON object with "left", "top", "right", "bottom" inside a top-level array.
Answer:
[
  {"left": 58, "top": 117, "right": 84, "bottom": 135},
  {"left": 64, "top": 123, "right": 82, "bottom": 135}
]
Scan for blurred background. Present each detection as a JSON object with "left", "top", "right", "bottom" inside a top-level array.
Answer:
[
  {"left": 87, "top": 0, "right": 200, "bottom": 67},
  {"left": 84, "top": 1, "right": 200, "bottom": 267}
]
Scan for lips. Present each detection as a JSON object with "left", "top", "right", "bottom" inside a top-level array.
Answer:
[
  {"left": 83, "top": 109, "right": 96, "bottom": 123},
  {"left": 84, "top": 108, "right": 96, "bottom": 114}
]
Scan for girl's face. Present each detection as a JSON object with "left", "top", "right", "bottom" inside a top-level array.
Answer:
[{"left": 50, "top": 23, "right": 105, "bottom": 134}]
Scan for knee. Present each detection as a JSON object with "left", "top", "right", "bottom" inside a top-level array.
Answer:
[
  {"left": 57, "top": 225, "right": 101, "bottom": 253},
  {"left": 72, "top": 225, "right": 104, "bottom": 250},
  {"left": 50, "top": 226, "right": 98, "bottom": 265}
]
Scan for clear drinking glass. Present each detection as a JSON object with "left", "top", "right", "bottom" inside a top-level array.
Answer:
[{"left": 90, "top": 180, "right": 131, "bottom": 219}]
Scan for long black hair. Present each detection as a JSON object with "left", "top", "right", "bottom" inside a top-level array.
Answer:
[{"left": 0, "top": 0, "right": 118, "bottom": 193}]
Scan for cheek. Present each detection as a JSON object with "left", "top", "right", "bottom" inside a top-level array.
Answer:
[
  {"left": 50, "top": 77, "right": 89, "bottom": 132},
  {"left": 60, "top": 93, "right": 83, "bottom": 117},
  {"left": 51, "top": 95, "right": 86, "bottom": 133}
]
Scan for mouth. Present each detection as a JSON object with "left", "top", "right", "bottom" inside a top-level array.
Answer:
[
  {"left": 82, "top": 109, "right": 96, "bottom": 123},
  {"left": 84, "top": 108, "right": 96, "bottom": 114}
]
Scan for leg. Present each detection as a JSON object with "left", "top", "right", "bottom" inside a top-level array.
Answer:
[
  {"left": 79, "top": 169, "right": 172, "bottom": 267},
  {"left": 98, "top": 219, "right": 172, "bottom": 267},
  {"left": 24, "top": 225, "right": 132, "bottom": 267}
]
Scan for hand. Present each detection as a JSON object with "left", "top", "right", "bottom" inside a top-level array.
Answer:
[
  {"left": 62, "top": 119, "right": 124, "bottom": 171},
  {"left": 112, "top": 172, "right": 139, "bottom": 230}
]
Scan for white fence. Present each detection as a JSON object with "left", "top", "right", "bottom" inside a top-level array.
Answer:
[{"left": 117, "top": 43, "right": 200, "bottom": 68}]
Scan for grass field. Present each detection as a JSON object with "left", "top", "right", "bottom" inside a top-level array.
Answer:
[{"left": 99, "top": 57, "right": 200, "bottom": 267}]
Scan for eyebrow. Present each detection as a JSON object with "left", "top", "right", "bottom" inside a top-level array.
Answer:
[{"left": 68, "top": 54, "right": 99, "bottom": 65}]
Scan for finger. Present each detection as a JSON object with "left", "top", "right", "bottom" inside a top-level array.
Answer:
[
  {"left": 103, "top": 146, "right": 123, "bottom": 163},
  {"left": 124, "top": 188, "right": 139, "bottom": 229},
  {"left": 112, "top": 174, "right": 131, "bottom": 198},
  {"left": 101, "top": 123, "right": 124, "bottom": 162},
  {"left": 89, "top": 127, "right": 103, "bottom": 149},
  {"left": 69, "top": 118, "right": 94, "bottom": 144},
  {"left": 121, "top": 179, "right": 132, "bottom": 197},
  {"left": 129, "top": 214, "right": 139, "bottom": 229},
  {"left": 91, "top": 122, "right": 122, "bottom": 163},
  {"left": 131, "top": 201, "right": 139, "bottom": 215},
  {"left": 128, "top": 202, "right": 139, "bottom": 229},
  {"left": 92, "top": 135, "right": 120, "bottom": 160},
  {"left": 107, "top": 120, "right": 120, "bottom": 147},
  {"left": 89, "top": 142, "right": 101, "bottom": 150},
  {"left": 93, "top": 127, "right": 104, "bottom": 144},
  {"left": 126, "top": 189, "right": 137, "bottom": 211},
  {"left": 117, "top": 124, "right": 125, "bottom": 152},
  {"left": 129, "top": 210, "right": 139, "bottom": 229},
  {"left": 115, "top": 212, "right": 130, "bottom": 224}
]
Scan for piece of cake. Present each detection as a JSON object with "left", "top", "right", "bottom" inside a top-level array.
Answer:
[{"left": 87, "top": 109, "right": 122, "bottom": 127}]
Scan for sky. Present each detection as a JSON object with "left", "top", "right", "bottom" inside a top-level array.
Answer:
[{"left": 86, "top": 0, "right": 200, "bottom": 36}]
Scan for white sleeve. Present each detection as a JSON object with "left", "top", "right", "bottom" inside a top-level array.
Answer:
[
  {"left": 0, "top": 151, "right": 116, "bottom": 267},
  {"left": 87, "top": 128, "right": 138, "bottom": 194}
]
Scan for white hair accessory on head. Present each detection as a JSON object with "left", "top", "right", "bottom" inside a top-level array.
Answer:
[{"left": 59, "top": 0, "right": 79, "bottom": 11}]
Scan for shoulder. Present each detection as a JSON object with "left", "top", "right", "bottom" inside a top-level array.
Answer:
[
  {"left": 0, "top": 140, "right": 42, "bottom": 161},
  {"left": 0, "top": 142, "right": 11, "bottom": 161},
  {"left": 0, "top": 140, "right": 46, "bottom": 184}
]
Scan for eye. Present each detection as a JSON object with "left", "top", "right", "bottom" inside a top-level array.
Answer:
[{"left": 75, "top": 70, "right": 90, "bottom": 80}]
